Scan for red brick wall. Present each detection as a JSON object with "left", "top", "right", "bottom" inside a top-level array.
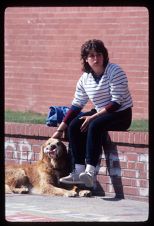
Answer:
[
  {"left": 5, "top": 122, "right": 149, "bottom": 201},
  {"left": 5, "top": 7, "right": 149, "bottom": 119}
]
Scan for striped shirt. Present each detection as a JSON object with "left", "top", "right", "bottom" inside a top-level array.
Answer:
[{"left": 72, "top": 63, "right": 133, "bottom": 112}]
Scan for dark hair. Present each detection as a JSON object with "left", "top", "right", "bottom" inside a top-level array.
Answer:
[{"left": 81, "top": 39, "right": 109, "bottom": 73}]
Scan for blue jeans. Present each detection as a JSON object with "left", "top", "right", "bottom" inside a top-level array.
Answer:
[{"left": 68, "top": 108, "right": 132, "bottom": 167}]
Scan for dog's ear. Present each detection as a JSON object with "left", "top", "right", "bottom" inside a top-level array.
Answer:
[{"left": 39, "top": 144, "right": 45, "bottom": 160}]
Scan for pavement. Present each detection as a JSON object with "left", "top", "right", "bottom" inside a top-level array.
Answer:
[{"left": 4, "top": 193, "right": 149, "bottom": 223}]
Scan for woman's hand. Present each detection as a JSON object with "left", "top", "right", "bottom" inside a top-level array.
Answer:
[
  {"left": 52, "top": 130, "right": 63, "bottom": 139},
  {"left": 52, "top": 122, "right": 67, "bottom": 139},
  {"left": 79, "top": 115, "right": 94, "bottom": 132}
]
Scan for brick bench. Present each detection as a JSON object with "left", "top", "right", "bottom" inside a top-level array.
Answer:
[{"left": 5, "top": 122, "right": 149, "bottom": 202}]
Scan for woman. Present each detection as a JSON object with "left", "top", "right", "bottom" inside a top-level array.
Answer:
[{"left": 52, "top": 39, "right": 133, "bottom": 188}]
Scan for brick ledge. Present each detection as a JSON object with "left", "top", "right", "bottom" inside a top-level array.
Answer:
[{"left": 5, "top": 122, "right": 148, "bottom": 145}]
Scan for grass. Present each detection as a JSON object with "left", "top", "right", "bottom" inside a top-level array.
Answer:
[
  {"left": 5, "top": 110, "right": 148, "bottom": 132},
  {"left": 5, "top": 110, "right": 47, "bottom": 125},
  {"left": 129, "top": 119, "right": 148, "bottom": 132}
]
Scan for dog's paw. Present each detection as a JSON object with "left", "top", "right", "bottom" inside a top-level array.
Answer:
[
  {"left": 64, "top": 190, "right": 78, "bottom": 197},
  {"left": 79, "top": 190, "right": 92, "bottom": 197},
  {"left": 19, "top": 186, "right": 29, "bottom": 194},
  {"left": 5, "top": 184, "right": 13, "bottom": 194}
]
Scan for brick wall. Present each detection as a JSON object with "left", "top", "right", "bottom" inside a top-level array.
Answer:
[
  {"left": 5, "top": 122, "right": 149, "bottom": 202},
  {"left": 5, "top": 7, "right": 148, "bottom": 119}
]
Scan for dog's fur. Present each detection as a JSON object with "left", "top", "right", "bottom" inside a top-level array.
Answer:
[{"left": 5, "top": 138, "right": 91, "bottom": 197}]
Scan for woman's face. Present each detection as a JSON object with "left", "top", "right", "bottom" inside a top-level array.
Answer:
[{"left": 86, "top": 50, "right": 104, "bottom": 72}]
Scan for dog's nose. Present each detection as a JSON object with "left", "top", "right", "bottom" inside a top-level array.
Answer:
[{"left": 50, "top": 145, "right": 57, "bottom": 150}]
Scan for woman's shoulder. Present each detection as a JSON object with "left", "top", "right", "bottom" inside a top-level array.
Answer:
[
  {"left": 105, "top": 62, "right": 124, "bottom": 74},
  {"left": 80, "top": 72, "right": 92, "bottom": 80},
  {"left": 77, "top": 72, "right": 93, "bottom": 86},
  {"left": 106, "top": 62, "right": 121, "bottom": 70}
]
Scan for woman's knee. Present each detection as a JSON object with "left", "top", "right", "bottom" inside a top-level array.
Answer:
[
  {"left": 68, "top": 117, "right": 82, "bottom": 133},
  {"left": 88, "top": 119, "right": 102, "bottom": 134}
]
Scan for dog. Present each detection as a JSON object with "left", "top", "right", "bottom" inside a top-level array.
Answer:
[{"left": 5, "top": 138, "right": 92, "bottom": 197}]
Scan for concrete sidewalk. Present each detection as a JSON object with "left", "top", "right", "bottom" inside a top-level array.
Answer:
[{"left": 5, "top": 194, "right": 149, "bottom": 222}]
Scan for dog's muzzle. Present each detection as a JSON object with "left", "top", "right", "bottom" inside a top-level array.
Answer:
[{"left": 44, "top": 144, "right": 58, "bottom": 158}]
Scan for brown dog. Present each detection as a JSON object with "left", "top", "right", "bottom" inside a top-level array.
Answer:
[{"left": 5, "top": 138, "right": 91, "bottom": 197}]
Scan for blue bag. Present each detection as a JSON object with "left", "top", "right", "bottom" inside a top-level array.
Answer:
[{"left": 46, "top": 106, "right": 70, "bottom": 127}]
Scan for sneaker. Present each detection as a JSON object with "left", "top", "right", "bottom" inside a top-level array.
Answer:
[
  {"left": 79, "top": 171, "right": 94, "bottom": 188},
  {"left": 59, "top": 172, "right": 84, "bottom": 185}
]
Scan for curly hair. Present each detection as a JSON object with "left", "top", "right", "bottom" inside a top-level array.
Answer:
[{"left": 81, "top": 39, "right": 109, "bottom": 73}]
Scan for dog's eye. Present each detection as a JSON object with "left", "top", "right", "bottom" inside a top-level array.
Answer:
[{"left": 57, "top": 142, "right": 61, "bottom": 146}]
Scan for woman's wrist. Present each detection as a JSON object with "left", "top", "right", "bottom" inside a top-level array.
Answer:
[
  {"left": 57, "top": 129, "right": 63, "bottom": 133},
  {"left": 91, "top": 113, "right": 99, "bottom": 120},
  {"left": 56, "top": 122, "right": 67, "bottom": 133},
  {"left": 91, "top": 109, "right": 106, "bottom": 119}
]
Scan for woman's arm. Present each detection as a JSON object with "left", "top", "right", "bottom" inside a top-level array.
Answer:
[
  {"left": 52, "top": 105, "right": 82, "bottom": 139},
  {"left": 52, "top": 121, "right": 68, "bottom": 139}
]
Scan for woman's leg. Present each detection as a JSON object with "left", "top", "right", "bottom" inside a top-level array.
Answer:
[
  {"left": 59, "top": 110, "right": 95, "bottom": 184},
  {"left": 68, "top": 110, "right": 96, "bottom": 166},
  {"left": 86, "top": 108, "right": 132, "bottom": 167},
  {"left": 79, "top": 108, "right": 132, "bottom": 187}
]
